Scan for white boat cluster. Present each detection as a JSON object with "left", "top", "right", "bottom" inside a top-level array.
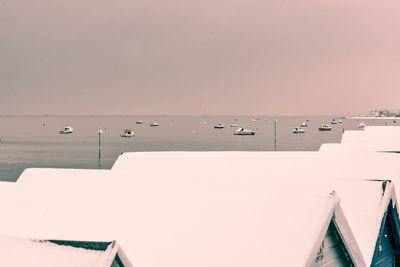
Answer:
[
  {"left": 58, "top": 120, "right": 161, "bottom": 138},
  {"left": 59, "top": 118, "right": 368, "bottom": 140},
  {"left": 1, "top": 125, "right": 400, "bottom": 266},
  {"left": 293, "top": 118, "right": 346, "bottom": 134},
  {"left": 212, "top": 118, "right": 258, "bottom": 135}
]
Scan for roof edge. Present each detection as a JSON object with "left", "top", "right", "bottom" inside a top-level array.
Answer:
[{"left": 305, "top": 192, "right": 366, "bottom": 266}]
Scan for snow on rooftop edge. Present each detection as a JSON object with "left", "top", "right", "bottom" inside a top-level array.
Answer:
[
  {"left": 342, "top": 126, "right": 400, "bottom": 144},
  {"left": 0, "top": 235, "right": 124, "bottom": 267},
  {"left": 0, "top": 182, "right": 366, "bottom": 267}
]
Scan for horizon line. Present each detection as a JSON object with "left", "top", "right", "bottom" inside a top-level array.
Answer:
[{"left": 0, "top": 113, "right": 360, "bottom": 117}]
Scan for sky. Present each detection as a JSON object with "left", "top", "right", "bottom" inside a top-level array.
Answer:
[{"left": 1, "top": 0, "right": 400, "bottom": 115}]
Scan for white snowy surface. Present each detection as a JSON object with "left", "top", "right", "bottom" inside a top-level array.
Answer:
[
  {"left": 341, "top": 126, "right": 400, "bottom": 144},
  {"left": 0, "top": 235, "right": 116, "bottom": 267},
  {"left": 319, "top": 143, "right": 400, "bottom": 152},
  {"left": 0, "top": 182, "right": 363, "bottom": 267},
  {"left": 18, "top": 151, "right": 400, "bottom": 187},
  {"left": 16, "top": 151, "right": 400, "bottom": 265},
  {"left": 13, "top": 125, "right": 400, "bottom": 266},
  {"left": 18, "top": 168, "right": 112, "bottom": 184},
  {"left": 322, "top": 126, "right": 400, "bottom": 151},
  {"left": 110, "top": 151, "right": 400, "bottom": 186},
  {"left": 325, "top": 180, "right": 392, "bottom": 265}
]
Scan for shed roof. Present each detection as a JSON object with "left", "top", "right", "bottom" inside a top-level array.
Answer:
[
  {"left": 0, "top": 235, "right": 127, "bottom": 267},
  {"left": 18, "top": 151, "right": 400, "bottom": 187},
  {"left": 319, "top": 143, "right": 400, "bottom": 152},
  {"left": 17, "top": 151, "right": 400, "bottom": 265},
  {"left": 0, "top": 182, "right": 364, "bottom": 267},
  {"left": 341, "top": 126, "right": 400, "bottom": 144}
]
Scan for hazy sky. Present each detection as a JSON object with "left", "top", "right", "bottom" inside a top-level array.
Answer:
[{"left": 1, "top": 0, "right": 400, "bottom": 115}]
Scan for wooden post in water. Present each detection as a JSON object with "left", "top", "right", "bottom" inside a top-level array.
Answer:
[
  {"left": 274, "top": 119, "right": 277, "bottom": 151},
  {"left": 97, "top": 129, "right": 103, "bottom": 159}
]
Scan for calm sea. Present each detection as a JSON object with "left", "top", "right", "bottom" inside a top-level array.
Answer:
[{"left": 0, "top": 115, "right": 390, "bottom": 181}]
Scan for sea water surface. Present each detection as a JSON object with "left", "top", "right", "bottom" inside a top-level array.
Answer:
[{"left": 0, "top": 115, "right": 392, "bottom": 181}]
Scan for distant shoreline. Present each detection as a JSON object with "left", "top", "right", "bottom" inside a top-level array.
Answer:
[
  {"left": 346, "top": 116, "right": 400, "bottom": 120},
  {"left": 0, "top": 114, "right": 350, "bottom": 117}
]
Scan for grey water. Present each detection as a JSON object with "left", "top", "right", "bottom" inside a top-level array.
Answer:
[{"left": 0, "top": 115, "right": 392, "bottom": 182}]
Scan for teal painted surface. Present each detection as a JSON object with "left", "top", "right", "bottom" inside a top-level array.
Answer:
[
  {"left": 371, "top": 202, "right": 400, "bottom": 267},
  {"left": 312, "top": 221, "right": 354, "bottom": 267}
]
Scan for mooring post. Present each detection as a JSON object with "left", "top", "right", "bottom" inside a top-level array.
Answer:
[
  {"left": 274, "top": 119, "right": 277, "bottom": 151},
  {"left": 97, "top": 129, "right": 103, "bottom": 158}
]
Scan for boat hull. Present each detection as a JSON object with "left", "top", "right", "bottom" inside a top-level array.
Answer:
[
  {"left": 234, "top": 132, "right": 255, "bottom": 135},
  {"left": 121, "top": 134, "right": 134, "bottom": 137}
]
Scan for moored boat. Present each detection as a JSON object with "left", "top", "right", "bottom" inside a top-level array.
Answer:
[
  {"left": 59, "top": 126, "right": 74, "bottom": 134},
  {"left": 319, "top": 124, "right": 332, "bottom": 131},
  {"left": 120, "top": 129, "right": 135, "bottom": 137},
  {"left": 150, "top": 122, "right": 159, "bottom": 127},
  {"left": 292, "top": 127, "right": 305, "bottom": 134},
  {"left": 214, "top": 123, "right": 224, "bottom": 129},
  {"left": 234, "top": 127, "right": 255, "bottom": 135}
]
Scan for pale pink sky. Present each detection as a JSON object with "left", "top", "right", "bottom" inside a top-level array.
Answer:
[{"left": 1, "top": 0, "right": 400, "bottom": 115}]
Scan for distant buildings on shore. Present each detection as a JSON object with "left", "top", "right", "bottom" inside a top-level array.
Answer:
[{"left": 370, "top": 109, "right": 400, "bottom": 117}]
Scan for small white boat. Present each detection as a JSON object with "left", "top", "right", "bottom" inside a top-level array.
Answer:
[
  {"left": 214, "top": 123, "right": 224, "bottom": 129},
  {"left": 234, "top": 127, "right": 255, "bottom": 135},
  {"left": 120, "top": 129, "right": 134, "bottom": 137},
  {"left": 230, "top": 122, "right": 238, "bottom": 127},
  {"left": 292, "top": 127, "right": 305, "bottom": 134},
  {"left": 338, "top": 120, "right": 343, "bottom": 123},
  {"left": 59, "top": 126, "right": 74, "bottom": 134},
  {"left": 300, "top": 122, "right": 308, "bottom": 127},
  {"left": 136, "top": 120, "right": 143, "bottom": 124},
  {"left": 331, "top": 119, "right": 338, "bottom": 124},
  {"left": 319, "top": 124, "right": 332, "bottom": 131},
  {"left": 358, "top": 122, "right": 367, "bottom": 129},
  {"left": 150, "top": 122, "right": 159, "bottom": 127}
]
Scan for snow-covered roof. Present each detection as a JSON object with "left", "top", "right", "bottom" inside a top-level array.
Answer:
[
  {"left": 17, "top": 150, "right": 400, "bottom": 265},
  {"left": 0, "top": 181, "right": 364, "bottom": 267},
  {"left": 17, "top": 151, "right": 400, "bottom": 188},
  {"left": 13, "top": 125, "right": 400, "bottom": 265},
  {"left": 319, "top": 143, "right": 400, "bottom": 153},
  {"left": 331, "top": 180, "right": 397, "bottom": 265},
  {"left": 0, "top": 236, "right": 128, "bottom": 267},
  {"left": 18, "top": 168, "right": 112, "bottom": 185},
  {"left": 341, "top": 126, "right": 400, "bottom": 144},
  {"left": 110, "top": 151, "right": 400, "bottom": 185}
]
